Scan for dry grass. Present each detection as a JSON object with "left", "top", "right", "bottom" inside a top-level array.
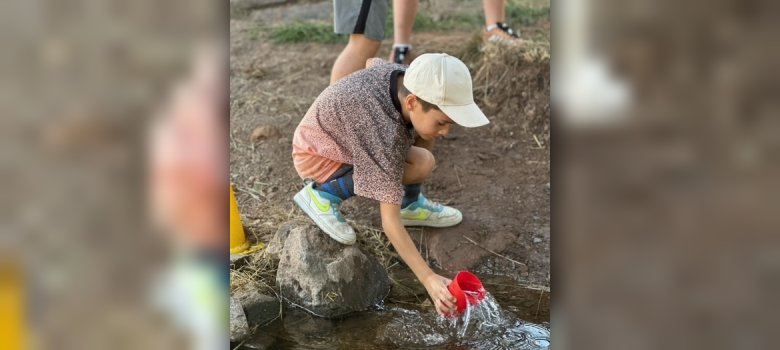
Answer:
[
  {"left": 230, "top": 249, "right": 277, "bottom": 294},
  {"left": 229, "top": 205, "right": 304, "bottom": 294},
  {"left": 353, "top": 222, "right": 397, "bottom": 270},
  {"left": 461, "top": 36, "right": 551, "bottom": 144}
]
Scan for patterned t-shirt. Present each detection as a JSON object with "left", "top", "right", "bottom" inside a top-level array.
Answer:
[{"left": 292, "top": 59, "right": 414, "bottom": 205}]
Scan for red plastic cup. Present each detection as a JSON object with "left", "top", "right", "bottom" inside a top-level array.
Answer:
[{"left": 447, "top": 271, "right": 486, "bottom": 315}]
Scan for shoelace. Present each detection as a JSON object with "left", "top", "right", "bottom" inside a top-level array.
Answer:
[
  {"left": 496, "top": 22, "right": 519, "bottom": 38},
  {"left": 419, "top": 195, "right": 443, "bottom": 212},
  {"left": 332, "top": 203, "right": 346, "bottom": 222}
]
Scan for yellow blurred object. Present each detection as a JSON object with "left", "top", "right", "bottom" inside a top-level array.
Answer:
[
  {"left": 0, "top": 260, "right": 24, "bottom": 350},
  {"left": 230, "top": 185, "right": 263, "bottom": 255}
]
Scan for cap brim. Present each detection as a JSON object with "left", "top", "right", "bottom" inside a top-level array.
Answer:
[{"left": 439, "top": 103, "right": 490, "bottom": 128}]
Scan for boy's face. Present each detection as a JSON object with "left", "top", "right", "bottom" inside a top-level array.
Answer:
[{"left": 407, "top": 95, "right": 455, "bottom": 141}]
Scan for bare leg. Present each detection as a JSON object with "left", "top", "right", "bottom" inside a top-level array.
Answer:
[
  {"left": 393, "top": 0, "right": 418, "bottom": 46},
  {"left": 403, "top": 146, "right": 435, "bottom": 185},
  {"left": 330, "top": 34, "right": 381, "bottom": 85},
  {"left": 482, "top": 0, "right": 505, "bottom": 27},
  {"left": 388, "top": 0, "right": 419, "bottom": 64},
  {"left": 482, "top": 0, "right": 521, "bottom": 44}
]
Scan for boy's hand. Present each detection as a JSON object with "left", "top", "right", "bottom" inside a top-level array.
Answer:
[{"left": 423, "top": 274, "right": 457, "bottom": 316}]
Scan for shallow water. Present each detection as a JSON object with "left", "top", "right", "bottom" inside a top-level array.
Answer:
[{"left": 237, "top": 274, "right": 550, "bottom": 349}]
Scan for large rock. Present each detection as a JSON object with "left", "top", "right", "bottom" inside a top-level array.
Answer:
[
  {"left": 229, "top": 297, "right": 249, "bottom": 342},
  {"left": 276, "top": 223, "right": 390, "bottom": 318}
]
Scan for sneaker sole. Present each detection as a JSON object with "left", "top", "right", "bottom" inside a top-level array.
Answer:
[
  {"left": 401, "top": 213, "right": 463, "bottom": 228},
  {"left": 293, "top": 191, "right": 356, "bottom": 245}
]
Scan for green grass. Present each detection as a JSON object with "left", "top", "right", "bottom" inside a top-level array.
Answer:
[
  {"left": 253, "top": 4, "right": 548, "bottom": 44},
  {"left": 384, "top": 5, "right": 548, "bottom": 36},
  {"left": 247, "top": 23, "right": 265, "bottom": 41},
  {"left": 384, "top": 13, "right": 481, "bottom": 37},
  {"left": 269, "top": 21, "right": 346, "bottom": 44},
  {"left": 506, "top": 5, "right": 550, "bottom": 26}
]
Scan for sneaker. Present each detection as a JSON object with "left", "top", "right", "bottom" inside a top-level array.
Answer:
[
  {"left": 389, "top": 46, "right": 414, "bottom": 65},
  {"left": 293, "top": 179, "right": 356, "bottom": 245},
  {"left": 400, "top": 194, "right": 463, "bottom": 227},
  {"left": 484, "top": 22, "right": 523, "bottom": 46}
]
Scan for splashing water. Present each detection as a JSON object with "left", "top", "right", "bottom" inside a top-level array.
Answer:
[{"left": 380, "top": 292, "right": 550, "bottom": 349}]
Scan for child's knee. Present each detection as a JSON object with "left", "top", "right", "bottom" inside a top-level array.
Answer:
[
  {"left": 421, "top": 150, "right": 436, "bottom": 174},
  {"left": 404, "top": 147, "right": 436, "bottom": 184},
  {"left": 413, "top": 148, "right": 435, "bottom": 178}
]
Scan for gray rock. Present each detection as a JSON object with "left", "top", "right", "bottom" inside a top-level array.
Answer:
[
  {"left": 266, "top": 221, "right": 299, "bottom": 260},
  {"left": 233, "top": 284, "right": 281, "bottom": 326},
  {"left": 276, "top": 223, "right": 390, "bottom": 318},
  {"left": 230, "top": 297, "right": 249, "bottom": 342}
]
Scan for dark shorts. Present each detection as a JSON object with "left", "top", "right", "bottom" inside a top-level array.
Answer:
[
  {"left": 333, "top": 0, "right": 389, "bottom": 41},
  {"left": 323, "top": 164, "right": 354, "bottom": 183}
]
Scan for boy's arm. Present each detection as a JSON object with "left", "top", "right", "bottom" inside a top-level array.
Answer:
[{"left": 379, "top": 202, "right": 457, "bottom": 315}]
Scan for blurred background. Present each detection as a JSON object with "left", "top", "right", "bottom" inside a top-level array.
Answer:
[
  {"left": 1, "top": 0, "right": 227, "bottom": 349},
  {"left": 555, "top": 0, "right": 780, "bottom": 348},
  {"left": 1, "top": 0, "right": 779, "bottom": 349}
]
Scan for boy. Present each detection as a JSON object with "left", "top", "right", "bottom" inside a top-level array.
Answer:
[{"left": 292, "top": 53, "right": 489, "bottom": 316}]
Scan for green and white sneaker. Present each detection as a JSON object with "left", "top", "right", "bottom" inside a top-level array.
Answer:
[
  {"left": 400, "top": 194, "right": 463, "bottom": 227},
  {"left": 293, "top": 179, "right": 356, "bottom": 245}
]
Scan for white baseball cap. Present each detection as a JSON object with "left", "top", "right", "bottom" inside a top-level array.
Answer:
[{"left": 403, "top": 53, "right": 489, "bottom": 128}]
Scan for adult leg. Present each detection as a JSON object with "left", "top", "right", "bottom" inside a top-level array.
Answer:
[
  {"left": 330, "top": 34, "right": 381, "bottom": 84},
  {"left": 393, "top": 0, "right": 417, "bottom": 46},
  {"left": 331, "top": 0, "right": 389, "bottom": 83},
  {"left": 482, "top": 0, "right": 505, "bottom": 26},
  {"left": 389, "top": 0, "right": 418, "bottom": 64},
  {"left": 482, "top": 0, "right": 521, "bottom": 44}
]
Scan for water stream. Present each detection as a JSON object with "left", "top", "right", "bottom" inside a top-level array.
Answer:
[
  {"left": 378, "top": 293, "right": 550, "bottom": 349},
  {"left": 238, "top": 275, "right": 550, "bottom": 349}
]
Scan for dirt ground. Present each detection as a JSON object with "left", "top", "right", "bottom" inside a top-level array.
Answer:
[{"left": 230, "top": 0, "right": 550, "bottom": 286}]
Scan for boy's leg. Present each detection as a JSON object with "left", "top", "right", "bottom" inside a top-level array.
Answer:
[
  {"left": 331, "top": 0, "right": 389, "bottom": 84},
  {"left": 401, "top": 146, "right": 433, "bottom": 207},
  {"left": 403, "top": 146, "right": 435, "bottom": 185},
  {"left": 389, "top": 0, "right": 418, "bottom": 65},
  {"left": 401, "top": 146, "right": 462, "bottom": 227},
  {"left": 294, "top": 164, "right": 357, "bottom": 244},
  {"left": 317, "top": 164, "right": 355, "bottom": 200}
]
